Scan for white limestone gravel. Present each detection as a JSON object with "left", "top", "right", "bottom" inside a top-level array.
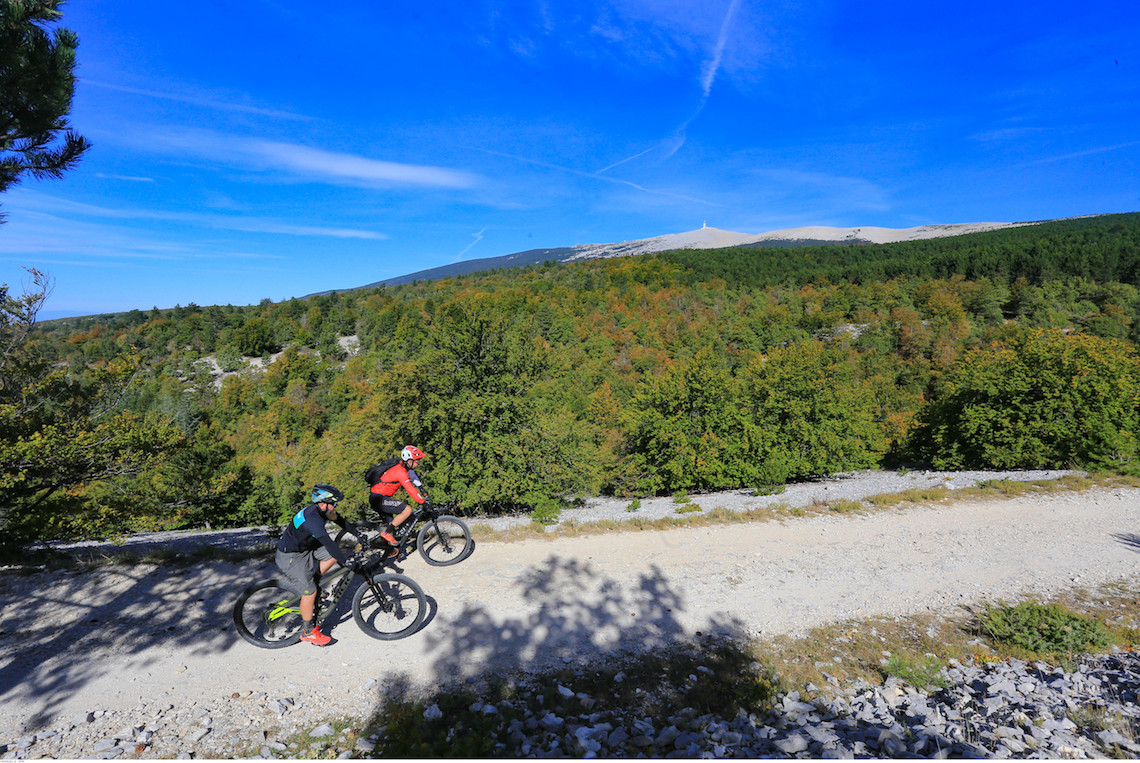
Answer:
[{"left": 2, "top": 469, "right": 1138, "bottom": 758}]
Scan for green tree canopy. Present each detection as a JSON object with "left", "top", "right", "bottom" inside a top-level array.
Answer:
[
  {"left": 1, "top": 270, "right": 181, "bottom": 542},
  {"left": 0, "top": 0, "right": 89, "bottom": 211},
  {"left": 912, "top": 329, "right": 1140, "bottom": 472}
]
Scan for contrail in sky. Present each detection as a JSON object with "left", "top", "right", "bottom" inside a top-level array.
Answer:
[
  {"left": 475, "top": 147, "right": 718, "bottom": 206},
  {"left": 661, "top": 0, "right": 743, "bottom": 162},
  {"left": 595, "top": 146, "right": 657, "bottom": 175},
  {"left": 456, "top": 227, "right": 486, "bottom": 259},
  {"left": 701, "top": 0, "right": 741, "bottom": 100}
]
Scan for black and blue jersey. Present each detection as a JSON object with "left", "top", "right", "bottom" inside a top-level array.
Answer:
[{"left": 278, "top": 503, "right": 351, "bottom": 565}]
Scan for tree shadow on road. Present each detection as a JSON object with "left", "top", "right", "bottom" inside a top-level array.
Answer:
[
  {"left": 0, "top": 554, "right": 279, "bottom": 730},
  {"left": 356, "top": 552, "right": 759, "bottom": 750},
  {"left": 1112, "top": 532, "right": 1140, "bottom": 553},
  {"left": 420, "top": 554, "right": 748, "bottom": 685}
]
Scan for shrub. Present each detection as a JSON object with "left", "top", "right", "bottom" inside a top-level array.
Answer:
[
  {"left": 216, "top": 345, "right": 243, "bottom": 372},
  {"left": 882, "top": 653, "right": 948, "bottom": 690},
  {"left": 976, "top": 601, "right": 1113, "bottom": 657},
  {"left": 913, "top": 329, "right": 1140, "bottom": 472},
  {"left": 530, "top": 497, "right": 562, "bottom": 526}
]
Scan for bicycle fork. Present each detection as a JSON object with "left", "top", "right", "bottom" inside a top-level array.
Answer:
[{"left": 359, "top": 571, "right": 398, "bottom": 613}]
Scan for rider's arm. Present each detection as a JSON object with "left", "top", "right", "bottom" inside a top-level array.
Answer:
[
  {"left": 302, "top": 513, "right": 352, "bottom": 566},
  {"left": 399, "top": 473, "right": 426, "bottom": 504},
  {"left": 331, "top": 513, "right": 362, "bottom": 539}
]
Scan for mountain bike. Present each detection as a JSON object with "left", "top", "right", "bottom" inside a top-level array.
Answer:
[
  {"left": 232, "top": 542, "right": 427, "bottom": 648},
  {"left": 337, "top": 498, "right": 473, "bottom": 566}
]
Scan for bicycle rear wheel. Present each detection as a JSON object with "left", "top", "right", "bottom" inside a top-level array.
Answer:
[
  {"left": 352, "top": 573, "right": 427, "bottom": 640},
  {"left": 233, "top": 580, "right": 304, "bottom": 648},
  {"left": 417, "top": 516, "right": 473, "bottom": 566}
]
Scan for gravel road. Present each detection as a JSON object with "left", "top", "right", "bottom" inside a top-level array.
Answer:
[{"left": 2, "top": 470, "right": 1139, "bottom": 749}]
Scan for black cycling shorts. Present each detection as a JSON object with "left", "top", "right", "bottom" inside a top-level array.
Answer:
[{"left": 369, "top": 494, "right": 408, "bottom": 517}]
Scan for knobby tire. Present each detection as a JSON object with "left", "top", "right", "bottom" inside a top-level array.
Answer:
[
  {"left": 417, "top": 516, "right": 473, "bottom": 566},
  {"left": 233, "top": 580, "right": 304, "bottom": 649},
  {"left": 351, "top": 572, "right": 427, "bottom": 640}
]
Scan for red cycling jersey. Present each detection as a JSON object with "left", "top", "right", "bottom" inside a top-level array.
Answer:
[{"left": 369, "top": 462, "right": 425, "bottom": 504}]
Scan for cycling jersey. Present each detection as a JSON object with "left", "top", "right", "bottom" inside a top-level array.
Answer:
[
  {"left": 369, "top": 462, "right": 426, "bottom": 504},
  {"left": 278, "top": 503, "right": 351, "bottom": 566}
]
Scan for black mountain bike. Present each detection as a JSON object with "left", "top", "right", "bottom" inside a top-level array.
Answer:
[
  {"left": 337, "top": 499, "right": 473, "bottom": 567},
  {"left": 232, "top": 543, "right": 427, "bottom": 648}
]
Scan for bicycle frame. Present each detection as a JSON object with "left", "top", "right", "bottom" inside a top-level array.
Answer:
[
  {"left": 265, "top": 549, "right": 391, "bottom": 626},
  {"left": 358, "top": 504, "right": 445, "bottom": 551}
]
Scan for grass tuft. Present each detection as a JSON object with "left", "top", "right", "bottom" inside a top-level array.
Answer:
[{"left": 826, "top": 499, "right": 864, "bottom": 514}]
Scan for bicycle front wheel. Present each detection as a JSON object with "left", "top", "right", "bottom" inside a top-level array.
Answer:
[
  {"left": 233, "top": 580, "right": 304, "bottom": 648},
  {"left": 352, "top": 573, "right": 427, "bottom": 640},
  {"left": 417, "top": 516, "right": 473, "bottom": 566}
]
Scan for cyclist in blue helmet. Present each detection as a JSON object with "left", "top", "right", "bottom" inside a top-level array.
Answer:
[{"left": 275, "top": 483, "right": 365, "bottom": 646}]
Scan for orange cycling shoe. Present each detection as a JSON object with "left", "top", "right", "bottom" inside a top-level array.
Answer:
[
  {"left": 300, "top": 626, "right": 332, "bottom": 646},
  {"left": 378, "top": 530, "right": 398, "bottom": 545}
]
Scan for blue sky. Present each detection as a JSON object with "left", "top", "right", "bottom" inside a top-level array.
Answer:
[{"left": 2, "top": 0, "right": 1138, "bottom": 319}]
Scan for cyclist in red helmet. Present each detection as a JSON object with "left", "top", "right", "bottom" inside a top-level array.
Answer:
[{"left": 368, "top": 446, "right": 429, "bottom": 550}]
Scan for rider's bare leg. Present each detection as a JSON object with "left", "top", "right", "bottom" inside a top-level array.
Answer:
[{"left": 390, "top": 505, "right": 413, "bottom": 530}]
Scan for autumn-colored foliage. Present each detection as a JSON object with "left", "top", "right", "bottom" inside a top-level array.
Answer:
[{"left": 6, "top": 213, "right": 1140, "bottom": 541}]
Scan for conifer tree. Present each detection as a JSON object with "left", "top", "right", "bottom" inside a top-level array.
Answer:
[{"left": 0, "top": 0, "right": 90, "bottom": 215}]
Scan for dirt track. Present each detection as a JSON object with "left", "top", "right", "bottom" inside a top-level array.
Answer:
[{"left": 1, "top": 487, "right": 1139, "bottom": 740}]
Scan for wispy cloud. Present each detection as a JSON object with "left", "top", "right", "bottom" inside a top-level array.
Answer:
[
  {"left": 701, "top": 0, "right": 741, "bottom": 100},
  {"left": 140, "top": 128, "right": 481, "bottom": 190},
  {"left": 252, "top": 140, "right": 479, "bottom": 189},
  {"left": 83, "top": 79, "right": 312, "bottom": 121},
  {"left": 664, "top": 0, "right": 741, "bottom": 160},
  {"left": 1019, "top": 140, "right": 1140, "bottom": 166},
  {"left": 598, "top": 0, "right": 742, "bottom": 170},
  {"left": 750, "top": 168, "right": 891, "bottom": 214},
  {"left": 0, "top": 212, "right": 194, "bottom": 260},
  {"left": 971, "top": 126, "right": 1048, "bottom": 142},
  {"left": 4, "top": 191, "right": 388, "bottom": 243},
  {"left": 219, "top": 219, "right": 388, "bottom": 240},
  {"left": 95, "top": 173, "right": 156, "bottom": 183}
]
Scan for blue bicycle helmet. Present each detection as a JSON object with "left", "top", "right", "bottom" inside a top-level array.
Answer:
[{"left": 311, "top": 483, "right": 344, "bottom": 505}]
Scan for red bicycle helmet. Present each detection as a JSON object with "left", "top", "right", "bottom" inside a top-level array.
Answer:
[{"left": 401, "top": 445, "right": 426, "bottom": 461}]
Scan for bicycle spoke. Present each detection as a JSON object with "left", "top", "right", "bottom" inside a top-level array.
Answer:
[
  {"left": 417, "top": 516, "right": 472, "bottom": 566},
  {"left": 352, "top": 573, "right": 427, "bottom": 640},
  {"left": 234, "top": 582, "right": 304, "bottom": 648}
]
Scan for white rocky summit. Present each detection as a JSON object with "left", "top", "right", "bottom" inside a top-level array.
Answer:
[{"left": 563, "top": 221, "right": 1028, "bottom": 262}]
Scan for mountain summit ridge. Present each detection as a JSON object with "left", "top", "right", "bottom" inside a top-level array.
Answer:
[{"left": 358, "top": 220, "right": 1035, "bottom": 290}]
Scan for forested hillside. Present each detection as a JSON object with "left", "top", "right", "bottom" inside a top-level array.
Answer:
[{"left": 3, "top": 213, "right": 1140, "bottom": 543}]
